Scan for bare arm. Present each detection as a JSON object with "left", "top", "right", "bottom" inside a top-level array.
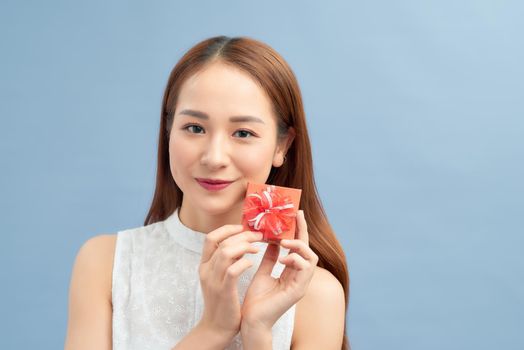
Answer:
[
  {"left": 291, "top": 267, "right": 346, "bottom": 350},
  {"left": 64, "top": 235, "right": 115, "bottom": 350},
  {"left": 240, "top": 323, "right": 273, "bottom": 350},
  {"left": 171, "top": 321, "right": 235, "bottom": 350}
]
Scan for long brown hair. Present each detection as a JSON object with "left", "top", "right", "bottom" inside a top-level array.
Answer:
[{"left": 144, "top": 36, "right": 350, "bottom": 350}]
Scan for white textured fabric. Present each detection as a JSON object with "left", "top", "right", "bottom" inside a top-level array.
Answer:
[{"left": 112, "top": 208, "right": 296, "bottom": 349}]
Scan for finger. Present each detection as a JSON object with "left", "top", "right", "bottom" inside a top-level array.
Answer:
[
  {"left": 278, "top": 252, "right": 309, "bottom": 271},
  {"left": 279, "top": 239, "right": 318, "bottom": 263},
  {"left": 223, "top": 257, "right": 254, "bottom": 289},
  {"left": 220, "top": 230, "right": 264, "bottom": 247},
  {"left": 279, "top": 252, "right": 316, "bottom": 288},
  {"left": 296, "top": 210, "right": 309, "bottom": 245},
  {"left": 254, "top": 242, "right": 280, "bottom": 277},
  {"left": 201, "top": 224, "right": 244, "bottom": 263},
  {"left": 213, "top": 242, "right": 260, "bottom": 279}
]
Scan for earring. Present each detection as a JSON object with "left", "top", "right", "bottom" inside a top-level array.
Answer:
[{"left": 283, "top": 155, "right": 287, "bottom": 162}]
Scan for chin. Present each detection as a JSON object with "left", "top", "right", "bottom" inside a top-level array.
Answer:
[
  {"left": 197, "top": 204, "right": 234, "bottom": 217},
  {"left": 198, "top": 196, "right": 243, "bottom": 216}
]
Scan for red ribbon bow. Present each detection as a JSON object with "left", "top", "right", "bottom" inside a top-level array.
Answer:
[{"left": 243, "top": 185, "right": 295, "bottom": 236}]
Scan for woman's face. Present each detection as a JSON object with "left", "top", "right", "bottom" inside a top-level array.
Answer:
[{"left": 168, "top": 61, "right": 293, "bottom": 217}]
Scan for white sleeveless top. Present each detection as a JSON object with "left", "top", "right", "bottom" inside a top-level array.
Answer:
[{"left": 112, "top": 208, "right": 296, "bottom": 349}]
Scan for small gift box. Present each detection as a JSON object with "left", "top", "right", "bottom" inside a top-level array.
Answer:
[{"left": 241, "top": 182, "right": 302, "bottom": 243}]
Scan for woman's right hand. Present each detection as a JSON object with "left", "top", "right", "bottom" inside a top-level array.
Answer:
[{"left": 197, "top": 224, "right": 264, "bottom": 341}]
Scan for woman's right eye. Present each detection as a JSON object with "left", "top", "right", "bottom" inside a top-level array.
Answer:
[{"left": 184, "top": 124, "right": 205, "bottom": 134}]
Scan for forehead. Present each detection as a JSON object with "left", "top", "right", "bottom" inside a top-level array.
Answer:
[{"left": 176, "top": 62, "right": 275, "bottom": 122}]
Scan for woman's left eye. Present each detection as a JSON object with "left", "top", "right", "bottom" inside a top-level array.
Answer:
[{"left": 233, "top": 129, "right": 256, "bottom": 138}]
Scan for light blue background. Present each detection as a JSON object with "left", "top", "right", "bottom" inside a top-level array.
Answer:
[{"left": 1, "top": 1, "right": 523, "bottom": 349}]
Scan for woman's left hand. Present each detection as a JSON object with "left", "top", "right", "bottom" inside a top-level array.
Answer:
[{"left": 240, "top": 210, "right": 319, "bottom": 331}]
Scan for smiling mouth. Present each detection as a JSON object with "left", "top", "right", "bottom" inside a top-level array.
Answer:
[
  {"left": 195, "top": 178, "right": 234, "bottom": 184},
  {"left": 195, "top": 178, "right": 234, "bottom": 191}
]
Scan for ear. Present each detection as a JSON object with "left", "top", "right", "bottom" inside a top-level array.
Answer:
[{"left": 272, "top": 127, "right": 296, "bottom": 168}]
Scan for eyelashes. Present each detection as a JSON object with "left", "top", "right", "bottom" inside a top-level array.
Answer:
[
  {"left": 233, "top": 129, "right": 256, "bottom": 138},
  {"left": 183, "top": 124, "right": 204, "bottom": 134},
  {"left": 182, "top": 124, "right": 257, "bottom": 138}
]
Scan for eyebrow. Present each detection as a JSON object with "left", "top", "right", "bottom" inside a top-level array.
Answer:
[{"left": 177, "top": 109, "right": 265, "bottom": 124}]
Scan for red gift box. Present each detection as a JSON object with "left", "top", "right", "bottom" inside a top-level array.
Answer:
[{"left": 241, "top": 182, "right": 302, "bottom": 243}]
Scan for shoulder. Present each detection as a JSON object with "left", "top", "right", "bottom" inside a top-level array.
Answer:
[
  {"left": 305, "top": 265, "right": 344, "bottom": 300},
  {"left": 76, "top": 234, "right": 117, "bottom": 264},
  {"left": 72, "top": 234, "right": 117, "bottom": 302},
  {"left": 78, "top": 233, "right": 117, "bottom": 253},
  {"left": 291, "top": 266, "right": 345, "bottom": 350}
]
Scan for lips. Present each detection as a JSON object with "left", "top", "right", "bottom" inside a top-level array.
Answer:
[
  {"left": 195, "top": 178, "right": 234, "bottom": 192},
  {"left": 196, "top": 178, "right": 233, "bottom": 184}
]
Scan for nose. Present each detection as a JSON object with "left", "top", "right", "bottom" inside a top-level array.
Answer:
[{"left": 200, "top": 133, "right": 230, "bottom": 170}]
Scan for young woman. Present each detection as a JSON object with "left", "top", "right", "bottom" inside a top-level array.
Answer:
[{"left": 65, "top": 36, "right": 350, "bottom": 350}]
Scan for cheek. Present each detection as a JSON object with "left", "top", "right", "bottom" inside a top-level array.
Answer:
[
  {"left": 234, "top": 144, "right": 275, "bottom": 176},
  {"left": 169, "top": 137, "right": 195, "bottom": 179}
]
